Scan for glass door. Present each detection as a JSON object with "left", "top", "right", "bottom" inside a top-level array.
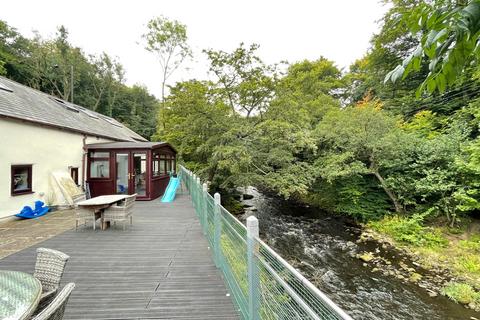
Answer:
[
  {"left": 115, "top": 153, "right": 129, "bottom": 195},
  {"left": 132, "top": 152, "right": 147, "bottom": 197}
]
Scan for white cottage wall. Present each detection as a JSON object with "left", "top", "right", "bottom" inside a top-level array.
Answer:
[{"left": 0, "top": 118, "right": 115, "bottom": 219}]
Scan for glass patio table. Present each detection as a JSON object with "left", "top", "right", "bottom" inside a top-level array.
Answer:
[{"left": 0, "top": 270, "right": 42, "bottom": 320}]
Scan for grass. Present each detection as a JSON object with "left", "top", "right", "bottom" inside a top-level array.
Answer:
[
  {"left": 442, "top": 282, "right": 480, "bottom": 307},
  {"left": 368, "top": 214, "right": 480, "bottom": 307},
  {"left": 368, "top": 214, "right": 448, "bottom": 248}
]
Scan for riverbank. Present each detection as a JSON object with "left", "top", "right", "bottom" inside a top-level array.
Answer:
[
  {"left": 227, "top": 186, "right": 480, "bottom": 319},
  {"left": 365, "top": 215, "right": 480, "bottom": 312}
]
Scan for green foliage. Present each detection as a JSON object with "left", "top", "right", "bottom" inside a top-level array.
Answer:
[
  {"left": 386, "top": 0, "right": 480, "bottom": 94},
  {"left": 455, "top": 254, "right": 480, "bottom": 274},
  {"left": 369, "top": 213, "right": 448, "bottom": 247},
  {"left": 0, "top": 21, "right": 158, "bottom": 139},
  {"left": 143, "top": 16, "right": 191, "bottom": 102},
  {"left": 315, "top": 104, "right": 408, "bottom": 212},
  {"left": 204, "top": 43, "right": 278, "bottom": 118},
  {"left": 442, "top": 282, "right": 480, "bottom": 305}
]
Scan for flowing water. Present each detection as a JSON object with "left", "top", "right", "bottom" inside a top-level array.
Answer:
[{"left": 239, "top": 187, "right": 480, "bottom": 320}]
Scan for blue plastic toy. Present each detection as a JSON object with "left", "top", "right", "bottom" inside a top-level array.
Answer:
[{"left": 15, "top": 201, "right": 50, "bottom": 219}]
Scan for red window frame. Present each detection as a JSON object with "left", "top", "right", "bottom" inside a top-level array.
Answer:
[{"left": 11, "top": 164, "right": 33, "bottom": 196}]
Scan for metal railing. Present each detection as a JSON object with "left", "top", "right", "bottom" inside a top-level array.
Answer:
[{"left": 180, "top": 166, "right": 353, "bottom": 320}]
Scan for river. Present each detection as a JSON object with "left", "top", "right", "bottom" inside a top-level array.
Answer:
[{"left": 239, "top": 187, "right": 480, "bottom": 320}]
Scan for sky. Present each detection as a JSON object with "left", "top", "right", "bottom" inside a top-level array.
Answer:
[{"left": 1, "top": 0, "right": 389, "bottom": 98}]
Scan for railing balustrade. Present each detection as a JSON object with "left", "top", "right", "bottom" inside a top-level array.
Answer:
[{"left": 180, "top": 165, "right": 353, "bottom": 320}]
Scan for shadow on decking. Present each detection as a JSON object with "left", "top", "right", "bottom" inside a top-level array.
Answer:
[{"left": 0, "top": 194, "right": 239, "bottom": 319}]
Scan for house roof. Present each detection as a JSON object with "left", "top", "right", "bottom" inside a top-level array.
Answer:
[
  {"left": 0, "top": 76, "right": 147, "bottom": 142},
  {"left": 86, "top": 141, "right": 176, "bottom": 153}
]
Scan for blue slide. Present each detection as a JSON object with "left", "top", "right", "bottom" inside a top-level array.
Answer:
[{"left": 161, "top": 176, "right": 180, "bottom": 202}]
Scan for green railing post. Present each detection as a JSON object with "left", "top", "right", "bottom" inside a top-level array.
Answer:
[
  {"left": 196, "top": 177, "right": 201, "bottom": 217},
  {"left": 192, "top": 174, "right": 197, "bottom": 209},
  {"left": 213, "top": 192, "right": 221, "bottom": 268},
  {"left": 201, "top": 183, "right": 208, "bottom": 235},
  {"left": 247, "top": 216, "right": 260, "bottom": 320}
]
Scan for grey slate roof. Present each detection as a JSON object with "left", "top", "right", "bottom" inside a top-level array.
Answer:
[
  {"left": 0, "top": 76, "right": 147, "bottom": 142},
  {"left": 87, "top": 141, "right": 176, "bottom": 152}
]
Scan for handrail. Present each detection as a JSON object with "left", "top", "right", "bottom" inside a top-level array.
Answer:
[
  {"left": 256, "top": 237, "right": 353, "bottom": 320},
  {"left": 179, "top": 165, "right": 353, "bottom": 320}
]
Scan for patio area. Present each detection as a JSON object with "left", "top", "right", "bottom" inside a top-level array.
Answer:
[{"left": 0, "top": 194, "right": 238, "bottom": 319}]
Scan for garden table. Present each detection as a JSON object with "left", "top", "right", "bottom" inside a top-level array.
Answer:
[
  {"left": 0, "top": 270, "right": 42, "bottom": 320},
  {"left": 76, "top": 195, "right": 129, "bottom": 230}
]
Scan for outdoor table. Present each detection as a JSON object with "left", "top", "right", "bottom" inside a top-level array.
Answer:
[
  {"left": 0, "top": 270, "right": 42, "bottom": 320},
  {"left": 76, "top": 195, "right": 129, "bottom": 230}
]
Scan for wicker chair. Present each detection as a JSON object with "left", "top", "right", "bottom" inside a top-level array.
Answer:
[
  {"left": 102, "top": 194, "right": 137, "bottom": 230},
  {"left": 31, "top": 283, "right": 75, "bottom": 320},
  {"left": 34, "top": 248, "right": 70, "bottom": 308},
  {"left": 72, "top": 193, "right": 96, "bottom": 230}
]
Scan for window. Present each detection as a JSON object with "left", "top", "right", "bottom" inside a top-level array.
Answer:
[
  {"left": 70, "top": 167, "right": 79, "bottom": 185},
  {"left": 0, "top": 81, "right": 13, "bottom": 93},
  {"left": 152, "top": 153, "right": 161, "bottom": 177},
  {"left": 50, "top": 97, "right": 79, "bottom": 112},
  {"left": 160, "top": 155, "right": 167, "bottom": 174},
  {"left": 79, "top": 107, "right": 100, "bottom": 119},
  {"left": 89, "top": 151, "right": 110, "bottom": 178},
  {"left": 11, "top": 165, "right": 32, "bottom": 195},
  {"left": 101, "top": 117, "right": 123, "bottom": 127}
]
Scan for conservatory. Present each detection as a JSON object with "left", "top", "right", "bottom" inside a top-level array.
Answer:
[{"left": 86, "top": 142, "right": 177, "bottom": 200}]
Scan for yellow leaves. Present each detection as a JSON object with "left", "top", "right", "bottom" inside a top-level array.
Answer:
[{"left": 355, "top": 91, "right": 383, "bottom": 110}]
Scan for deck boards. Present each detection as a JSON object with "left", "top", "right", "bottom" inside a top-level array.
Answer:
[{"left": 0, "top": 194, "right": 239, "bottom": 319}]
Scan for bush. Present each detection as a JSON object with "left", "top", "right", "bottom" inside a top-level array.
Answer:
[
  {"left": 368, "top": 214, "right": 448, "bottom": 247},
  {"left": 455, "top": 254, "right": 480, "bottom": 274},
  {"left": 442, "top": 282, "right": 480, "bottom": 305}
]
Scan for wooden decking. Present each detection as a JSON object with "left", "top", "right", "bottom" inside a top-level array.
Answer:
[{"left": 0, "top": 194, "right": 239, "bottom": 319}]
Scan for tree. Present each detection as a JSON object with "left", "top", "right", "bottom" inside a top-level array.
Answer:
[
  {"left": 142, "top": 16, "right": 191, "bottom": 103},
  {"left": 113, "top": 85, "right": 159, "bottom": 139},
  {"left": 0, "top": 20, "right": 34, "bottom": 81},
  {"left": 314, "top": 104, "right": 408, "bottom": 213},
  {"left": 152, "top": 80, "right": 231, "bottom": 182},
  {"left": 89, "top": 53, "right": 124, "bottom": 113},
  {"left": 385, "top": 0, "right": 480, "bottom": 94},
  {"left": 204, "top": 43, "right": 279, "bottom": 118}
]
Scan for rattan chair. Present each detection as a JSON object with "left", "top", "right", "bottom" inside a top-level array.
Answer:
[
  {"left": 102, "top": 194, "right": 137, "bottom": 230},
  {"left": 34, "top": 248, "right": 70, "bottom": 307},
  {"left": 31, "top": 283, "right": 75, "bottom": 320},
  {"left": 72, "top": 193, "right": 96, "bottom": 230}
]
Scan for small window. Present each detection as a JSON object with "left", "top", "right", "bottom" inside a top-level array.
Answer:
[
  {"left": 101, "top": 117, "right": 123, "bottom": 127},
  {"left": 11, "top": 165, "right": 32, "bottom": 195},
  {"left": 70, "top": 167, "right": 79, "bottom": 185},
  {"left": 152, "top": 153, "right": 161, "bottom": 177},
  {"left": 90, "top": 160, "right": 109, "bottom": 178},
  {"left": 50, "top": 97, "right": 79, "bottom": 112},
  {"left": 89, "top": 151, "right": 110, "bottom": 178},
  {"left": 90, "top": 151, "right": 110, "bottom": 158},
  {"left": 0, "top": 81, "right": 13, "bottom": 92},
  {"left": 79, "top": 108, "right": 100, "bottom": 119}
]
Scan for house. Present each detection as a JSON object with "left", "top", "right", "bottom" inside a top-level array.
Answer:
[{"left": 0, "top": 76, "right": 176, "bottom": 220}]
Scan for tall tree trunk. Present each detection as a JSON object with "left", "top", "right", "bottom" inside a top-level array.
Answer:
[
  {"left": 372, "top": 169, "right": 403, "bottom": 213},
  {"left": 369, "top": 155, "right": 403, "bottom": 213}
]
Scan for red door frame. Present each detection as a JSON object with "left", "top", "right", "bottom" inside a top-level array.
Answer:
[
  {"left": 130, "top": 151, "right": 148, "bottom": 199},
  {"left": 113, "top": 150, "right": 149, "bottom": 200}
]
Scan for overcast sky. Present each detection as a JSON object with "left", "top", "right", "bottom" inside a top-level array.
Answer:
[{"left": 2, "top": 0, "right": 389, "bottom": 98}]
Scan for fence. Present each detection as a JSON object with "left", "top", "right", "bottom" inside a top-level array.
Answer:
[{"left": 180, "top": 166, "right": 353, "bottom": 320}]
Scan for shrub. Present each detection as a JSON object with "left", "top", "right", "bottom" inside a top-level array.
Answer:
[
  {"left": 442, "top": 282, "right": 480, "bottom": 305},
  {"left": 368, "top": 214, "right": 448, "bottom": 247}
]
